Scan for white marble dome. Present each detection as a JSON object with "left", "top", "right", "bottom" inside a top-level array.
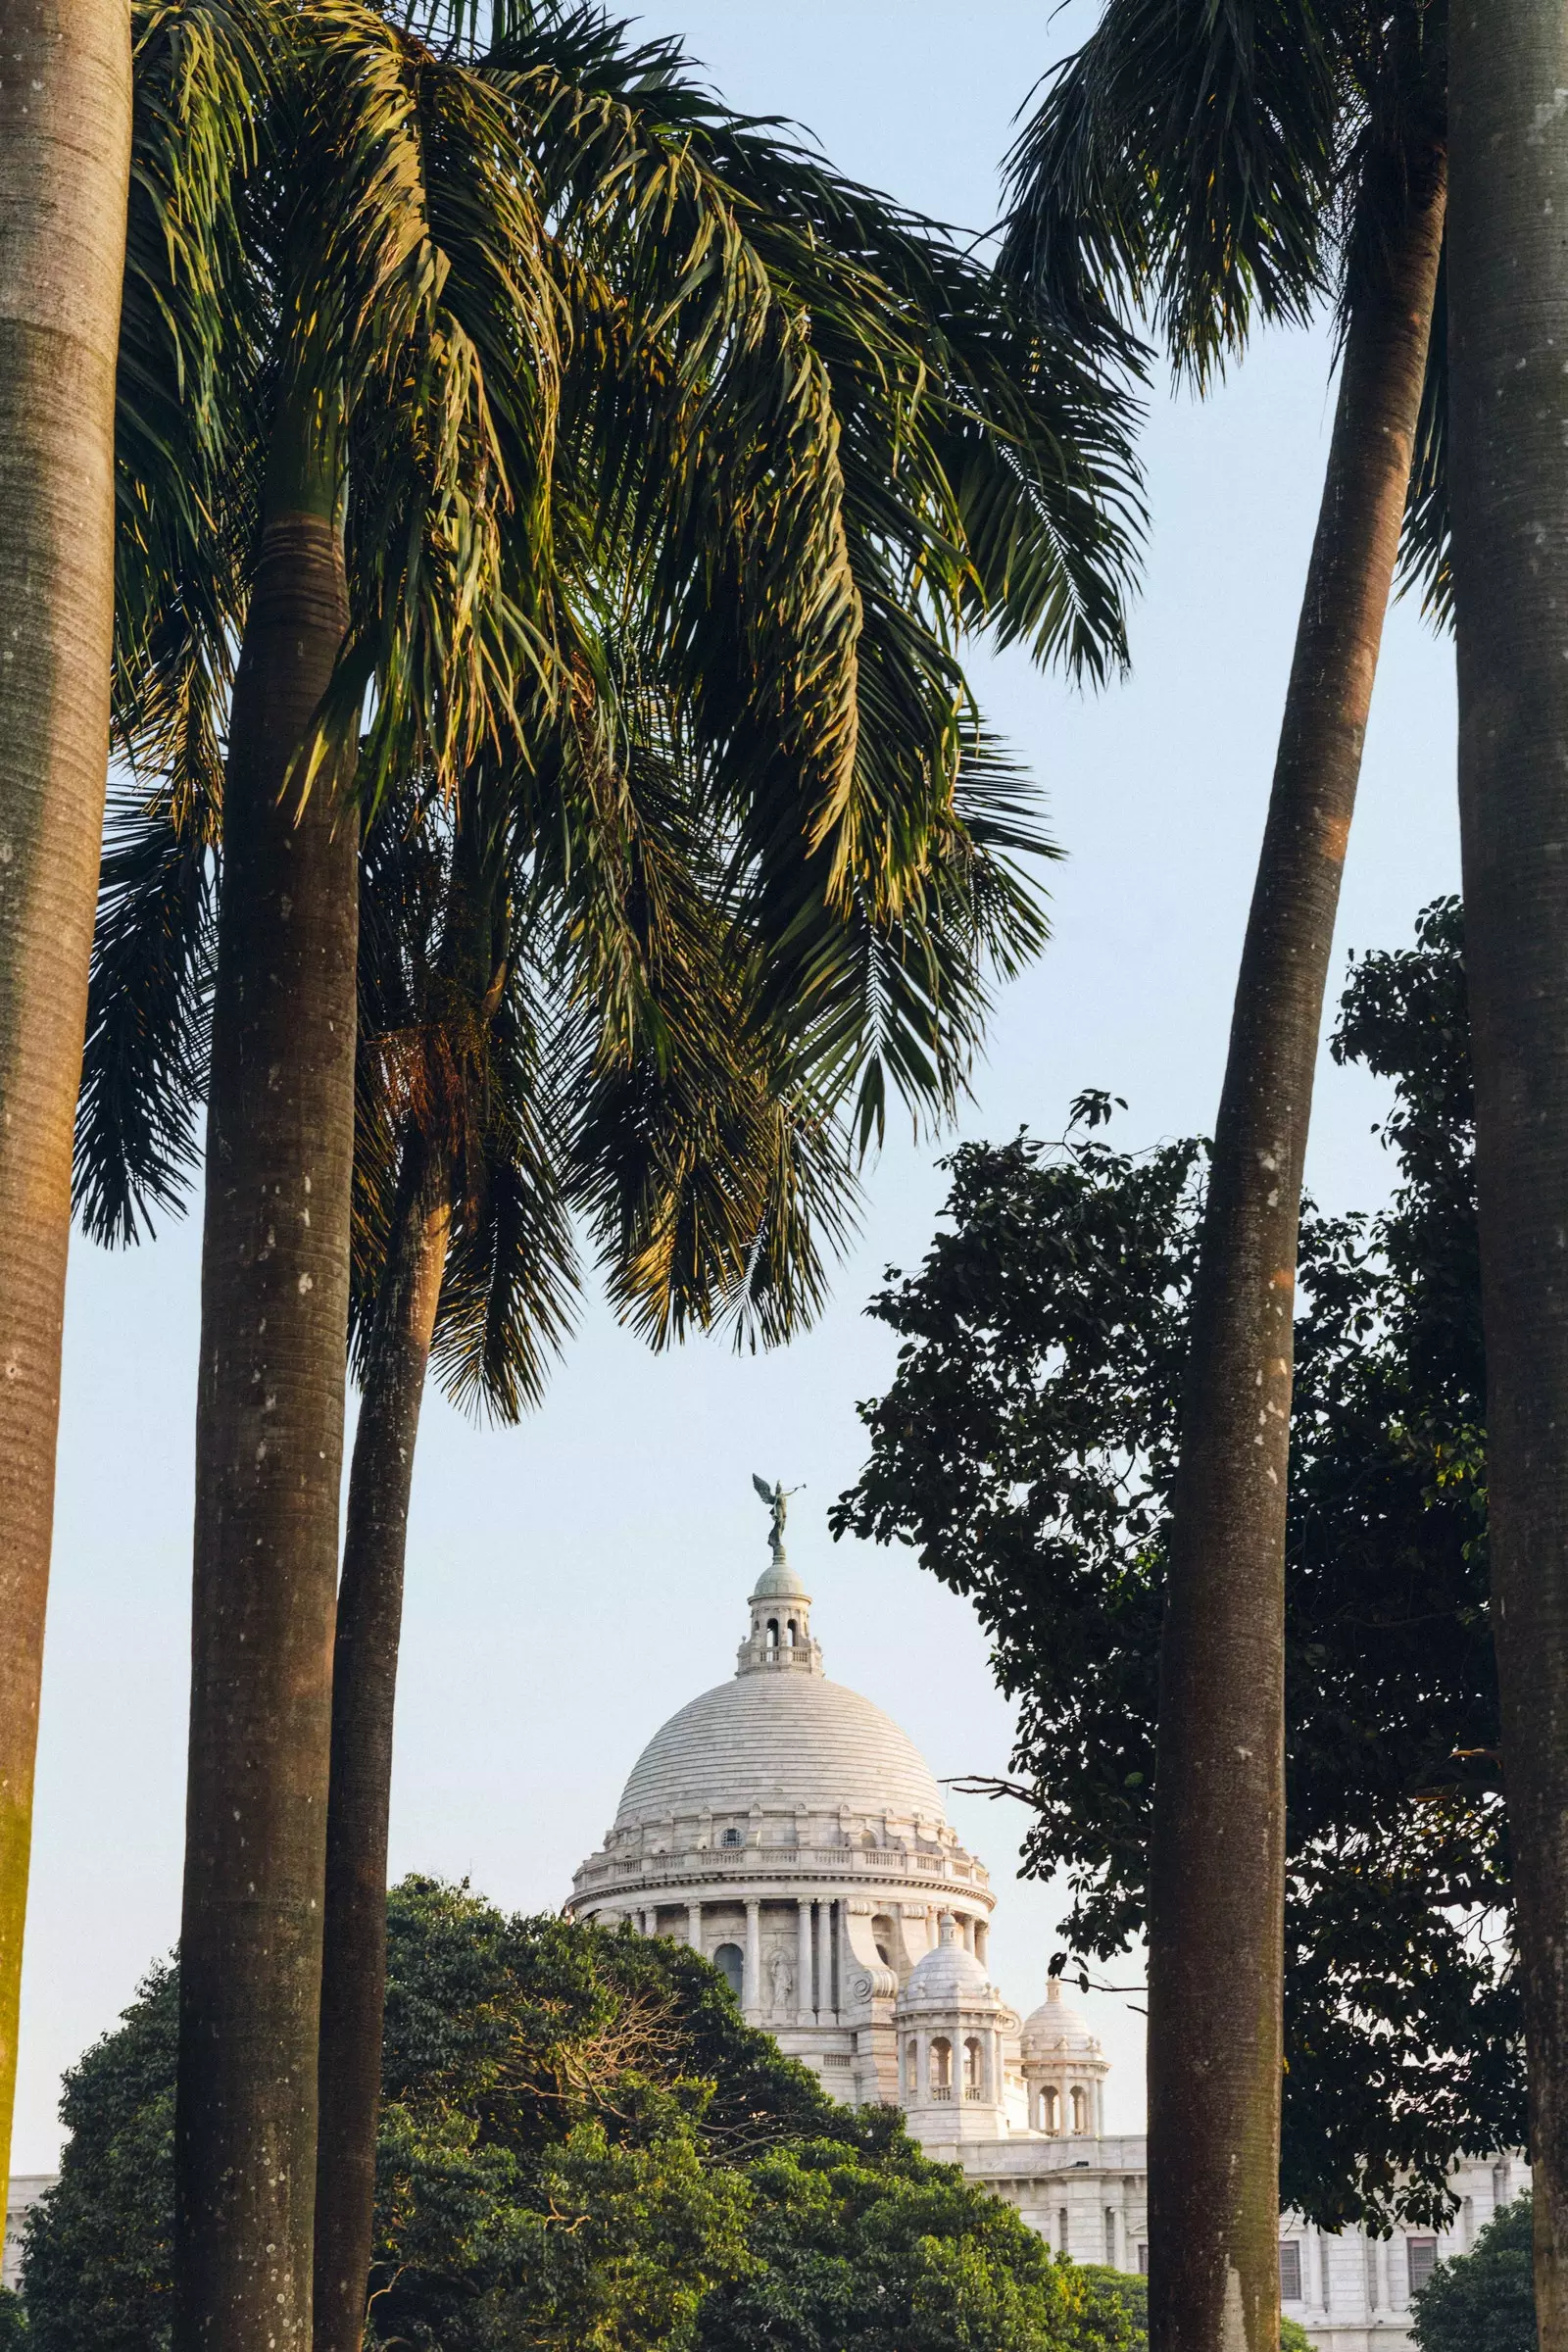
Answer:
[
  {"left": 1019, "top": 1975, "right": 1102, "bottom": 2060},
  {"left": 613, "top": 1669, "right": 947, "bottom": 1831},
  {"left": 899, "top": 1913, "right": 998, "bottom": 2009}
]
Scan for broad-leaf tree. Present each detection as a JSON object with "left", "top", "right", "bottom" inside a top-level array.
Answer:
[
  {"left": 21, "top": 1882, "right": 1128, "bottom": 2352},
  {"left": 1410, "top": 2196, "right": 1538, "bottom": 2352},
  {"left": 1447, "top": 9, "right": 1568, "bottom": 2343},
  {"left": 1003, "top": 7, "right": 1448, "bottom": 2340},
  {"left": 838, "top": 901, "right": 1517, "bottom": 2231}
]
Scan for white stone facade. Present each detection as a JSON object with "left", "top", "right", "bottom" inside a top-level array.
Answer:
[
  {"left": 565, "top": 1537, "right": 1529, "bottom": 2351},
  {"left": 0, "top": 1536, "right": 1527, "bottom": 2340},
  {"left": 3, "top": 2176, "right": 49, "bottom": 2293}
]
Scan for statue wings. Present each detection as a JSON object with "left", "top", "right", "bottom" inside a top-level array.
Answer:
[{"left": 752, "top": 1472, "right": 776, "bottom": 1504}]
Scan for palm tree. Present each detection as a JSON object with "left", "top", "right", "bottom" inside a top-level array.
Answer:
[
  {"left": 0, "top": 0, "right": 262, "bottom": 2203},
  {"left": 0, "top": 0, "right": 131, "bottom": 2194},
  {"left": 1004, "top": 5, "right": 1446, "bottom": 2342},
  {"left": 91, "top": 7, "right": 1140, "bottom": 2345},
  {"left": 1447, "top": 13, "right": 1568, "bottom": 2341},
  {"left": 138, "top": 18, "right": 564, "bottom": 2346}
]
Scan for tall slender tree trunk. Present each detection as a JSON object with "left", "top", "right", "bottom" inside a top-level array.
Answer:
[
  {"left": 1448, "top": 13, "right": 1568, "bottom": 2346},
  {"left": 0, "top": 0, "right": 131, "bottom": 2192},
  {"left": 314, "top": 1131, "right": 451, "bottom": 2352},
  {"left": 174, "top": 385, "right": 359, "bottom": 2352},
  {"left": 1146, "top": 161, "right": 1446, "bottom": 2352}
]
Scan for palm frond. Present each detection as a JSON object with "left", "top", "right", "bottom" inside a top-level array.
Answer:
[
  {"left": 1002, "top": 0, "right": 1344, "bottom": 382},
  {"left": 74, "top": 782, "right": 218, "bottom": 1246}
]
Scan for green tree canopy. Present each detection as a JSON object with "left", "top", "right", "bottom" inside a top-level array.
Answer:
[
  {"left": 1410, "top": 2194, "right": 1537, "bottom": 2352},
  {"left": 21, "top": 1880, "right": 1135, "bottom": 2352},
  {"left": 835, "top": 900, "right": 1517, "bottom": 2230}
]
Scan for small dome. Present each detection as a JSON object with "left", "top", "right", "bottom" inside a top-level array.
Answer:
[
  {"left": 751, "top": 1551, "right": 809, "bottom": 1601},
  {"left": 899, "top": 1914, "right": 998, "bottom": 2010},
  {"left": 1019, "top": 1975, "right": 1102, "bottom": 2061}
]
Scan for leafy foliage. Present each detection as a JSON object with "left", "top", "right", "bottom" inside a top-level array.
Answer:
[
  {"left": 1410, "top": 2194, "right": 1537, "bottom": 2352},
  {"left": 835, "top": 900, "right": 1518, "bottom": 2229},
  {"left": 697, "top": 2137, "right": 1077, "bottom": 2352},
  {"left": 22, "top": 1882, "right": 1113, "bottom": 2352},
  {"left": 1001, "top": 0, "right": 1451, "bottom": 611},
  {"left": 82, "top": 0, "right": 1142, "bottom": 1394}
]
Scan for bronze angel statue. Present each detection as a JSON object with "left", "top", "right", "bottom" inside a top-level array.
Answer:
[{"left": 752, "top": 1474, "right": 801, "bottom": 1561}]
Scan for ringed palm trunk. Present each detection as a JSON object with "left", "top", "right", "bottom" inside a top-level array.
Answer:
[
  {"left": 1146, "top": 161, "right": 1446, "bottom": 2352},
  {"left": 0, "top": 0, "right": 131, "bottom": 2190},
  {"left": 314, "top": 1129, "right": 451, "bottom": 2352},
  {"left": 1448, "top": 15, "right": 1568, "bottom": 2345},
  {"left": 174, "top": 383, "right": 360, "bottom": 2352}
]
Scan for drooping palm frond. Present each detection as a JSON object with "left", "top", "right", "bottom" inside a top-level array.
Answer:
[
  {"left": 116, "top": 0, "right": 268, "bottom": 803},
  {"left": 271, "top": 0, "right": 566, "bottom": 802},
  {"left": 1004, "top": 0, "right": 1450, "bottom": 615},
  {"left": 1002, "top": 0, "right": 1345, "bottom": 381},
  {"left": 425, "top": 950, "right": 582, "bottom": 1420},
  {"left": 74, "top": 781, "right": 219, "bottom": 1246},
  {"left": 1396, "top": 240, "right": 1449, "bottom": 623}
]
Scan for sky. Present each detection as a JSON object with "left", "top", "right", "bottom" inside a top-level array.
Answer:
[{"left": 13, "top": 0, "right": 1463, "bottom": 2167}]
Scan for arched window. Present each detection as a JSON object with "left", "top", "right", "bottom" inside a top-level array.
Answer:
[
  {"left": 1071, "top": 2084, "right": 1088, "bottom": 2133},
  {"left": 720, "top": 1827, "right": 743, "bottom": 1847},
  {"left": 1040, "top": 2083, "right": 1060, "bottom": 2134},
  {"left": 963, "top": 2036, "right": 982, "bottom": 2097},
  {"left": 904, "top": 2037, "right": 918, "bottom": 2095},
  {"left": 930, "top": 2036, "right": 953, "bottom": 2094},
  {"left": 785, "top": 1618, "right": 798, "bottom": 1645},
  {"left": 712, "top": 1942, "right": 744, "bottom": 2000},
  {"left": 765, "top": 1618, "right": 779, "bottom": 1648}
]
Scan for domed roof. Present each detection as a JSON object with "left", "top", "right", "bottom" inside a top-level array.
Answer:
[
  {"left": 614, "top": 1670, "right": 946, "bottom": 1829},
  {"left": 751, "top": 1551, "right": 809, "bottom": 1602},
  {"left": 1020, "top": 1976, "right": 1103, "bottom": 2060},
  {"left": 899, "top": 1913, "right": 999, "bottom": 2010}
]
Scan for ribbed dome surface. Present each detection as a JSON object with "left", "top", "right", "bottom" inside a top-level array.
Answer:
[
  {"left": 614, "top": 1672, "right": 946, "bottom": 1828},
  {"left": 1020, "top": 1980, "right": 1102, "bottom": 2058},
  {"left": 901, "top": 1917, "right": 997, "bottom": 2007}
]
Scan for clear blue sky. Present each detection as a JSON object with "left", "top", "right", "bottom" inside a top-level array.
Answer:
[{"left": 14, "top": 0, "right": 1460, "bottom": 2163}]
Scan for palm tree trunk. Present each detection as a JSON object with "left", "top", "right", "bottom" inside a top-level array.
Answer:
[
  {"left": 1146, "top": 163, "right": 1446, "bottom": 2352},
  {"left": 173, "top": 385, "right": 359, "bottom": 2352},
  {"left": 314, "top": 1130, "right": 451, "bottom": 2352},
  {"left": 1448, "top": 16, "right": 1568, "bottom": 2345},
  {"left": 0, "top": 0, "right": 131, "bottom": 2191}
]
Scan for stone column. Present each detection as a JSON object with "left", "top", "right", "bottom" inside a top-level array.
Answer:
[
  {"left": 797, "top": 1900, "right": 814, "bottom": 2025},
  {"left": 744, "top": 1900, "right": 761, "bottom": 2019},
  {"left": 687, "top": 1899, "right": 702, "bottom": 1952},
  {"left": 815, "top": 1900, "right": 832, "bottom": 2022},
  {"left": 959, "top": 1913, "right": 975, "bottom": 1954},
  {"left": 916, "top": 2030, "right": 929, "bottom": 2104}
]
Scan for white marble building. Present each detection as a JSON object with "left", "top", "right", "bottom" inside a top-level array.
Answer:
[
  {"left": 565, "top": 1529, "right": 1527, "bottom": 2350},
  {"left": 2, "top": 1526, "right": 1525, "bottom": 2338}
]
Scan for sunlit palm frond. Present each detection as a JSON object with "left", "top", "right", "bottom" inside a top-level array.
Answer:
[{"left": 280, "top": 0, "right": 564, "bottom": 800}]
